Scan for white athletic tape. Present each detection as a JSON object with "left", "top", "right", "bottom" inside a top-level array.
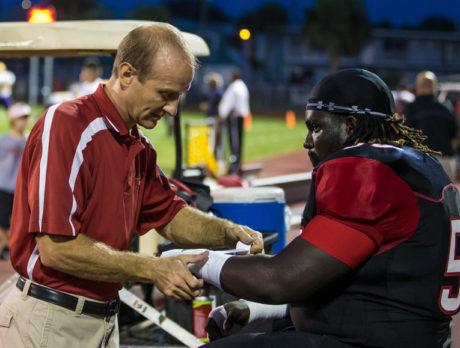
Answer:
[
  {"left": 191, "top": 251, "right": 231, "bottom": 289},
  {"left": 160, "top": 248, "right": 207, "bottom": 258},
  {"left": 208, "top": 300, "right": 288, "bottom": 335},
  {"left": 160, "top": 242, "right": 250, "bottom": 258},
  {"left": 214, "top": 241, "right": 251, "bottom": 255},
  {"left": 160, "top": 248, "right": 231, "bottom": 289},
  {"left": 236, "top": 241, "right": 251, "bottom": 253},
  {"left": 246, "top": 301, "right": 289, "bottom": 323}
]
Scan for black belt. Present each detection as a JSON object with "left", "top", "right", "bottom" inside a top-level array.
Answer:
[{"left": 16, "top": 276, "right": 120, "bottom": 318}]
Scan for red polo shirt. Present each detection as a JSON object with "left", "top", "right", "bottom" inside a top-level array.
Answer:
[{"left": 9, "top": 84, "right": 186, "bottom": 301}]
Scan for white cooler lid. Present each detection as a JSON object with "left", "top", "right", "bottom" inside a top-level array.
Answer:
[{"left": 211, "top": 187, "right": 285, "bottom": 203}]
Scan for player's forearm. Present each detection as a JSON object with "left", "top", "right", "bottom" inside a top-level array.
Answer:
[
  {"left": 221, "top": 256, "right": 333, "bottom": 304},
  {"left": 220, "top": 255, "right": 292, "bottom": 304},
  {"left": 221, "top": 238, "right": 352, "bottom": 304},
  {"left": 157, "top": 206, "right": 228, "bottom": 248},
  {"left": 36, "top": 233, "right": 156, "bottom": 283}
]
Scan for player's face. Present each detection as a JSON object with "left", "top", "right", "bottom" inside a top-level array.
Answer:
[
  {"left": 125, "top": 49, "right": 194, "bottom": 129},
  {"left": 304, "top": 110, "right": 349, "bottom": 166}
]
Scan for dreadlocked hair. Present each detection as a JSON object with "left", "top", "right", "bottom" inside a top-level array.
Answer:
[{"left": 343, "top": 113, "right": 441, "bottom": 156}]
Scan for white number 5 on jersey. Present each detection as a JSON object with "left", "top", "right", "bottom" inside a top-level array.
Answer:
[{"left": 440, "top": 218, "right": 460, "bottom": 313}]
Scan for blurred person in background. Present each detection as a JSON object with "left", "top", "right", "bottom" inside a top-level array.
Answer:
[
  {"left": 71, "top": 57, "right": 104, "bottom": 98},
  {"left": 201, "top": 72, "right": 224, "bottom": 119},
  {"left": 404, "top": 71, "right": 458, "bottom": 181},
  {"left": 218, "top": 70, "right": 250, "bottom": 174},
  {"left": 391, "top": 88, "right": 414, "bottom": 119},
  {"left": 0, "top": 61, "right": 16, "bottom": 109},
  {"left": 46, "top": 58, "right": 105, "bottom": 107},
  {"left": 200, "top": 72, "right": 224, "bottom": 158},
  {"left": 0, "top": 102, "right": 30, "bottom": 259}
]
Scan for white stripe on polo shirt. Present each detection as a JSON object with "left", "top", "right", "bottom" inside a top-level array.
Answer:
[
  {"left": 34, "top": 107, "right": 110, "bottom": 277},
  {"left": 39, "top": 103, "right": 60, "bottom": 232},
  {"left": 27, "top": 245, "right": 40, "bottom": 280},
  {"left": 68, "top": 117, "right": 109, "bottom": 235},
  {"left": 39, "top": 105, "right": 109, "bottom": 236},
  {"left": 33, "top": 104, "right": 60, "bottom": 280}
]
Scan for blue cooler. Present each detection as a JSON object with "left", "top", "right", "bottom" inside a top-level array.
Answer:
[{"left": 211, "top": 187, "right": 286, "bottom": 253}]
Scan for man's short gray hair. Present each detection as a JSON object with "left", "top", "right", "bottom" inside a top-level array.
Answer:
[{"left": 112, "top": 23, "right": 197, "bottom": 83}]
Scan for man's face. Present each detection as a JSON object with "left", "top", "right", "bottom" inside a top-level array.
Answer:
[
  {"left": 124, "top": 49, "right": 194, "bottom": 129},
  {"left": 303, "top": 110, "right": 350, "bottom": 166}
]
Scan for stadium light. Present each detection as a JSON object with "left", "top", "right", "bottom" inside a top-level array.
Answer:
[
  {"left": 239, "top": 28, "right": 251, "bottom": 41},
  {"left": 28, "top": 8, "right": 55, "bottom": 23}
]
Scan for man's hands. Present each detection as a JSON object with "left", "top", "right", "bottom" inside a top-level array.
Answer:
[
  {"left": 152, "top": 252, "right": 209, "bottom": 301},
  {"left": 36, "top": 234, "right": 206, "bottom": 302},
  {"left": 161, "top": 248, "right": 231, "bottom": 289},
  {"left": 205, "top": 300, "right": 250, "bottom": 341},
  {"left": 36, "top": 232, "right": 209, "bottom": 302},
  {"left": 224, "top": 225, "right": 264, "bottom": 254}
]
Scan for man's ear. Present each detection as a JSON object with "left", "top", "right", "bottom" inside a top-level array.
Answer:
[
  {"left": 118, "top": 63, "right": 137, "bottom": 89},
  {"left": 345, "top": 116, "right": 357, "bottom": 136}
]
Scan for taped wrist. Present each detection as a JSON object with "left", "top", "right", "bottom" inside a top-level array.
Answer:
[
  {"left": 208, "top": 305, "right": 227, "bottom": 330},
  {"left": 245, "top": 300, "right": 289, "bottom": 323},
  {"left": 160, "top": 248, "right": 208, "bottom": 258},
  {"left": 190, "top": 251, "right": 232, "bottom": 289},
  {"left": 160, "top": 248, "right": 232, "bottom": 289}
]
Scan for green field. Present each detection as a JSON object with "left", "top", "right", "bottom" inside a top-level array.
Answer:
[{"left": 0, "top": 108, "right": 307, "bottom": 176}]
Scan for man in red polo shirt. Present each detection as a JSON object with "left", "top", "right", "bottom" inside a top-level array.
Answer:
[{"left": 0, "top": 23, "right": 263, "bottom": 347}]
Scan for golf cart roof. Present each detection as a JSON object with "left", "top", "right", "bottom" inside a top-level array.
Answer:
[
  {"left": 0, "top": 20, "right": 210, "bottom": 58},
  {"left": 439, "top": 82, "right": 460, "bottom": 92}
]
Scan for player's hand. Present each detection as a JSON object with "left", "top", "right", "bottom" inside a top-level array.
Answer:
[
  {"left": 152, "top": 252, "right": 208, "bottom": 301},
  {"left": 224, "top": 224, "right": 264, "bottom": 254},
  {"left": 205, "top": 300, "right": 250, "bottom": 341}
]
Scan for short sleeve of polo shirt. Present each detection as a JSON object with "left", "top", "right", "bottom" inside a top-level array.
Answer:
[
  {"left": 137, "top": 145, "right": 187, "bottom": 235},
  {"left": 301, "top": 156, "right": 420, "bottom": 257},
  {"left": 27, "top": 105, "right": 91, "bottom": 237}
]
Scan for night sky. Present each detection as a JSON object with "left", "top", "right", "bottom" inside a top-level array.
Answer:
[
  {"left": 97, "top": 0, "right": 460, "bottom": 27},
  {"left": 3, "top": 0, "right": 460, "bottom": 27}
]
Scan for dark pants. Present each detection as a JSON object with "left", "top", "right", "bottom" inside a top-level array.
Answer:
[
  {"left": 0, "top": 189, "right": 14, "bottom": 228},
  {"left": 227, "top": 116, "right": 244, "bottom": 174},
  {"left": 203, "top": 331, "right": 354, "bottom": 348}
]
